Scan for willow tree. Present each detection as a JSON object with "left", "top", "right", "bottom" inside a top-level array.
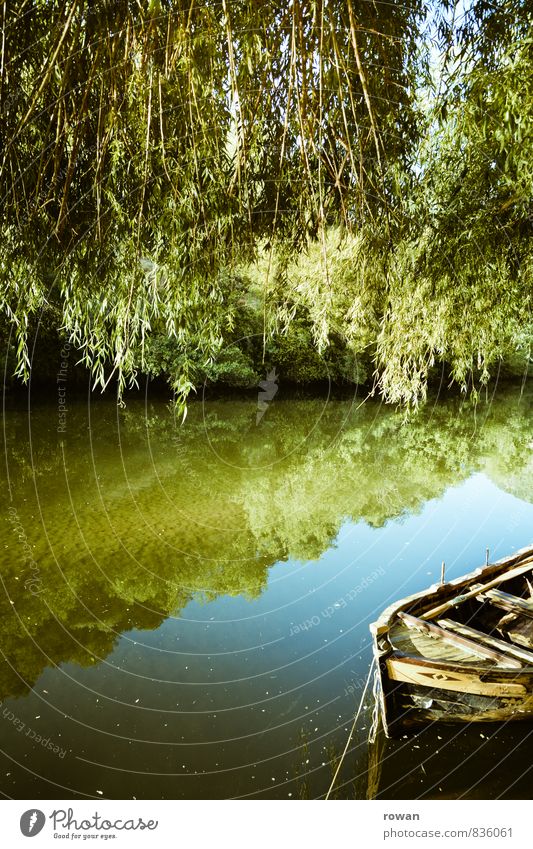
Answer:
[
  {"left": 270, "top": 0, "right": 533, "bottom": 404},
  {"left": 0, "top": 0, "right": 423, "bottom": 398},
  {"left": 0, "top": 0, "right": 530, "bottom": 405},
  {"left": 373, "top": 0, "right": 533, "bottom": 403}
]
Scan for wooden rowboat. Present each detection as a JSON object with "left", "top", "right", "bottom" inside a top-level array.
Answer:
[{"left": 370, "top": 544, "right": 533, "bottom": 736}]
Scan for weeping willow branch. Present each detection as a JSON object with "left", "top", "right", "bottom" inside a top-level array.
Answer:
[{"left": 0, "top": 0, "right": 529, "bottom": 407}]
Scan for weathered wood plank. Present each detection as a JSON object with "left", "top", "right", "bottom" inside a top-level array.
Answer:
[
  {"left": 401, "top": 683, "right": 533, "bottom": 722},
  {"left": 421, "top": 557, "right": 533, "bottom": 621},
  {"left": 371, "top": 545, "right": 533, "bottom": 636},
  {"left": 481, "top": 587, "right": 533, "bottom": 613},
  {"left": 397, "top": 611, "right": 522, "bottom": 668},
  {"left": 387, "top": 657, "right": 526, "bottom": 697},
  {"left": 389, "top": 621, "right": 495, "bottom": 666},
  {"left": 405, "top": 694, "right": 483, "bottom": 714},
  {"left": 505, "top": 617, "right": 533, "bottom": 650},
  {"left": 439, "top": 618, "right": 533, "bottom": 665},
  {"left": 409, "top": 684, "right": 511, "bottom": 710},
  {"left": 478, "top": 591, "right": 533, "bottom": 620}
]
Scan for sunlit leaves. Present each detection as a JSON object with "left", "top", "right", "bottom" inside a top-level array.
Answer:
[{"left": 0, "top": 1, "right": 530, "bottom": 406}]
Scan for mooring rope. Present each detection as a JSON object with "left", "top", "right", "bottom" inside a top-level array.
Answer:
[
  {"left": 325, "top": 656, "right": 377, "bottom": 800},
  {"left": 368, "top": 659, "right": 382, "bottom": 746}
]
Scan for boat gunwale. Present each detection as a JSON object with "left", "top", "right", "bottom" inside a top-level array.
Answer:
[{"left": 370, "top": 543, "right": 533, "bottom": 638}]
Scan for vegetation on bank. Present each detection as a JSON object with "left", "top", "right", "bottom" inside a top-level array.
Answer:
[{"left": 0, "top": 1, "right": 531, "bottom": 406}]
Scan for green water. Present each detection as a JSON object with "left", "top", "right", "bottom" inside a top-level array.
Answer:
[{"left": 1, "top": 385, "right": 532, "bottom": 798}]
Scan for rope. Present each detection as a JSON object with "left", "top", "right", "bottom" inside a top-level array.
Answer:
[
  {"left": 368, "top": 661, "right": 381, "bottom": 745},
  {"left": 325, "top": 656, "right": 377, "bottom": 800}
]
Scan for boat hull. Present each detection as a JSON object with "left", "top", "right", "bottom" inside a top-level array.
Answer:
[
  {"left": 382, "top": 656, "right": 533, "bottom": 730},
  {"left": 370, "top": 544, "right": 533, "bottom": 736}
]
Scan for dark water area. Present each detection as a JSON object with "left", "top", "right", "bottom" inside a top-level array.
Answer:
[{"left": 0, "top": 383, "right": 532, "bottom": 799}]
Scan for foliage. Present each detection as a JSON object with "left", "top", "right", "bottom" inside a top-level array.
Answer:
[
  {"left": 375, "top": 24, "right": 533, "bottom": 404},
  {"left": 0, "top": 1, "right": 531, "bottom": 406}
]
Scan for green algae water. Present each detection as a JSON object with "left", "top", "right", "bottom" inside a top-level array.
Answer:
[{"left": 1, "top": 386, "right": 532, "bottom": 799}]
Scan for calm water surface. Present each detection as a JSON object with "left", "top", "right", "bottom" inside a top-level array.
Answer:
[{"left": 1, "top": 385, "right": 532, "bottom": 799}]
